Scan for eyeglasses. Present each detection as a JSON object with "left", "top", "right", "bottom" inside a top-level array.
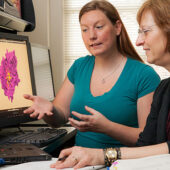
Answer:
[{"left": 138, "top": 25, "right": 156, "bottom": 37}]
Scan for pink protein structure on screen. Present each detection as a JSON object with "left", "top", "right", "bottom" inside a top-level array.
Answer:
[{"left": 0, "top": 50, "right": 20, "bottom": 102}]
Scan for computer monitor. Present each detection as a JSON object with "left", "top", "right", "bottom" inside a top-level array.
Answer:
[
  {"left": 0, "top": 32, "right": 37, "bottom": 128},
  {"left": 31, "top": 44, "right": 55, "bottom": 101}
]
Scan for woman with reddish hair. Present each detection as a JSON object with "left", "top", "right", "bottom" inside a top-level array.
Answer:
[{"left": 51, "top": 0, "right": 170, "bottom": 169}]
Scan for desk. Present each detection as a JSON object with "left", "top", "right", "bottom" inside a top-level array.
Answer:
[
  {"left": 3, "top": 151, "right": 170, "bottom": 170},
  {"left": 0, "top": 125, "right": 77, "bottom": 154},
  {"left": 0, "top": 125, "right": 78, "bottom": 169},
  {"left": 4, "top": 154, "right": 170, "bottom": 170},
  {"left": 3, "top": 158, "right": 106, "bottom": 170},
  {"left": 0, "top": 126, "right": 107, "bottom": 170}
]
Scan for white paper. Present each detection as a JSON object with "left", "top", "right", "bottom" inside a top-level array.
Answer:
[
  {"left": 2, "top": 158, "right": 105, "bottom": 170},
  {"left": 110, "top": 154, "right": 170, "bottom": 170}
]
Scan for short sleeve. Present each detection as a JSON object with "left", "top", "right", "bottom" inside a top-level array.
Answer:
[
  {"left": 67, "top": 60, "right": 77, "bottom": 84},
  {"left": 137, "top": 66, "right": 160, "bottom": 98},
  {"left": 67, "top": 56, "right": 88, "bottom": 84}
]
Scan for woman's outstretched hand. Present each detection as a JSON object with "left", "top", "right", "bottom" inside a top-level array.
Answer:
[
  {"left": 23, "top": 94, "right": 53, "bottom": 119},
  {"left": 69, "top": 106, "right": 110, "bottom": 133},
  {"left": 50, "top": 146, "right": 104, "bottom": 169}
]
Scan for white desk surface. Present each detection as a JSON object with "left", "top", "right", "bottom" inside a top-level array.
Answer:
[{"left": 2, "top": 158, "right": 106, "bottom": 170}]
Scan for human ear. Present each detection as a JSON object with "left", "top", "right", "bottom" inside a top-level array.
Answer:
[{"left": 115, "top": 20, "right": 122, "bottom": 36}]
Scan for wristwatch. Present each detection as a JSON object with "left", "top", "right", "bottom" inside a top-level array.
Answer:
[{"left": 103, "top": 148, "right": 121, "bottom": 166}]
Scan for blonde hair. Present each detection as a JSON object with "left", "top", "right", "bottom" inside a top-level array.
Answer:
[
  {"left": 79, "top": 0, "right": 143, "bottom": 62},
  {"left": 137, "top": 0, "right": 170, "bottom": 52}
]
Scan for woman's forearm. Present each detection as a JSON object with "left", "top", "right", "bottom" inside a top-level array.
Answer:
[
  {"left": 121, "top": 143, "right": 169, "bottom": 159},
  {"left": 103, "top": 120, "right": 144, "bottom": 146},
  {"left": 43, "top": 106, "right": 68, "bottom": 128},
  {"left": 100, "top": 143, "right": 169, "bottom": 166}
]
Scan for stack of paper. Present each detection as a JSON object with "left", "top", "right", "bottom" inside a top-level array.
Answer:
[
  {"left": 109, "top": 154, "right": 170, "bottom": 170},
  {"left": 2, "top": 158, "right": 105, "bottom": 170}
]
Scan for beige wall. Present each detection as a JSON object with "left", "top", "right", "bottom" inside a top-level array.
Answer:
[{"left": 19, "top": 0, "right": 64, "bottom": 94}]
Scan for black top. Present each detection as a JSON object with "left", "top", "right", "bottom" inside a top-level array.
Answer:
[{"left": 136, "top": 77, "right": 170, "bottom": 152}]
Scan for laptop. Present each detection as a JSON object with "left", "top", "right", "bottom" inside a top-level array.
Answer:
[{"left": 0, "top": 143, "right": 52, "bottom": 165}]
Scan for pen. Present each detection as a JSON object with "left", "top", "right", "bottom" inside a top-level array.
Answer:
[
  {"left": 58, "top": 156, "right": 68, "bottom": 161},
  {"left": 80, "top": 165, "right": 105, "bottom": 170}
]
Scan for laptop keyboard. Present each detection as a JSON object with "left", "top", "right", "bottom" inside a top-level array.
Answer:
[{"left": 0, "top": 128, "right": 67, "bottom": 147}]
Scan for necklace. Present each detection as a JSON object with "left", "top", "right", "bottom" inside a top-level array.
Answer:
[{"left": 101, "top": 56, "right": 124, "bottom": 84}]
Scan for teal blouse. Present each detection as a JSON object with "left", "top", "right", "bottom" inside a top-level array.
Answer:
[{"left": 67, "top": 55, "right": 160, "bottom": 148}]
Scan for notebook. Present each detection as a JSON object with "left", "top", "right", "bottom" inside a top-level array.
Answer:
[
  {"left": 109, "top": 154, "right": 170, "bottom": 170},
  {"left": 0, "top": 143, "right": 51, "bottom": 165}
]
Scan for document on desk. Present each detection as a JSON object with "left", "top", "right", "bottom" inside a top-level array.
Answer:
[
  {"left": 109, "top": 154, "right": 170, "bottom": 170},
  {"left": 2, "top": 158, "right": 105, "bottom": 170}
]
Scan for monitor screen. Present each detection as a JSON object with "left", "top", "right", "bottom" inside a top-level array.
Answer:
[{"left": 0, "top": 32, "right": 37, "bottom": 128}]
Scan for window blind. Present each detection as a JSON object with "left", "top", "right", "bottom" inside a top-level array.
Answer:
[{"left": 63, "top": 0, "right": 169, "bottom": 79}]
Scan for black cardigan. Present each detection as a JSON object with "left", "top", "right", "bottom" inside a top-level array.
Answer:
[{"left": 136, "top": 77, "right": 170, "bottom": 152}]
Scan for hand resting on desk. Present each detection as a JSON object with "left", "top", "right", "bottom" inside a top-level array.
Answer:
[{"left": 50, "top": 146, "right": 104, "bottom": 169}]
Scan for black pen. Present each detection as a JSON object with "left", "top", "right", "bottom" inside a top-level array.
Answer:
[{"left": 58, "top": 156, "right": 68, "bottom": 161}]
